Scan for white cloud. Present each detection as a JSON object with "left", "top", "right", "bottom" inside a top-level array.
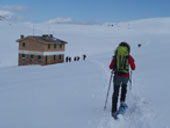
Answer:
[
  {"left": 48, "top": 17, "right": 99, "bottom": 25},
  {"left": 0, "top": 5, "right": 26, "bottom": 12},
  {"left": 0, "top": 5, "right": 26, "bottom": 21},
  {"left": 48, "top": 17, "right": 73, "bottom": 24},
  {"left": 0, "top": 10, "right": 13, "bottom": 20}
]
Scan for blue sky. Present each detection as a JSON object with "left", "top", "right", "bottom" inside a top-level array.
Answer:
[{"left": 0, "top": 0, "right": 170, "bottom": 23}]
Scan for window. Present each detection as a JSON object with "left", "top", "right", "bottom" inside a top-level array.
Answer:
[
  {"left": 58, "top": 55, "right": 62, "bottom": 60},
  {"left": 48, "top": 44, "right": 51, "bottom": 49},
  {"left": 53, "top": 55, "right": 56, "bottom": 60},
  {"left": 22, "top": 42, "right": 26, "bottom": 47},
  {"left": 38, "top": 55, "right": 41, "bottom": 60},
  {"left": 22, "top": 54, "right": 25, "bottom": 59},
  {"left": 30, "top": 55, "right": 34, "bottom": 59},
  {"left": 38, "top": 55, "right": 41, "bottom": 63},
  {"left": 59, "top": 44, "right": 62, "bottom": 49},
  {"left": 54, "top": 44, "right": 57, "bottom": 48}
]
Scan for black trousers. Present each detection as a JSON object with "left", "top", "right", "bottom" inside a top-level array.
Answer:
[{"left": 112, "top": 75, "right": 129, "bottom": 113}]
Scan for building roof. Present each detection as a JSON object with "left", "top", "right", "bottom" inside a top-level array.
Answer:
[{"left": 16, "top": 34, "right": 68, "bottom": 44}]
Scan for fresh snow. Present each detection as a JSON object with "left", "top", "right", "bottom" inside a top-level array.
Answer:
[{"left": 0, "top": 17, "right": 170, "bottom": 128}]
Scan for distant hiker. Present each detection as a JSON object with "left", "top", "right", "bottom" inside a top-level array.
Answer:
[
  {"left": 138, "top": 43, "right": 141, "bottom": 48},
  {"left": 66, "top": 56, "right": 69, "bottom": 62},
  {"left": 109, "top": 42, "right": 136, "bottom": 119},
  {"left": 77, "top": 56, "right": 80, "bottom": 61},
  {"left": 69, "top": 57, "right": 72, "bottom": 62},
  {"left": 83, "top": 54, "right": 86, "bottom": 60},
  {"left": 74, "top": 57, "right": 77, "bottom": 61}
]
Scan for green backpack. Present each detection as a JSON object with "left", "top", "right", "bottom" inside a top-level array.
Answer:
[{"left": 114, "top": 46, "right": 129, "bottom": 74}]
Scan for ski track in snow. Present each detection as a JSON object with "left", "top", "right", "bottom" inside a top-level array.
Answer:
[{"left": 91, "top": 55, "right": 155, "bottom": 128}]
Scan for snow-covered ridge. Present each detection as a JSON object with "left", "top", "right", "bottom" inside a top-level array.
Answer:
[{"left": 0, "top": 17, "right": 170, "bottom": 67}]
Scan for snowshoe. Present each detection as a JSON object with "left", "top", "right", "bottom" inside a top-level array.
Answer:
[
  {"left": 112, "top": 112, "right": 119, "bottom": 120},
  {"left": 118, "top": 104, "right": 128, "bottom": 115}
]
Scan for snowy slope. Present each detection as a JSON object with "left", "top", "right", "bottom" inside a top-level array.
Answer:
[
  {"left": 0, "top": 17, "right": 170, "bottom": 128},
  {"left": 0, "top": 55, "right": 154, "bottom": 128},
  {"left": 0, "top": 61, "right": 106, "bottom": 128}
]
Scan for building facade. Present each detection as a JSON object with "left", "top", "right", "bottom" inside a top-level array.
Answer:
[{"left": 16, "top": 34, "right": 68, "bottom": 66}]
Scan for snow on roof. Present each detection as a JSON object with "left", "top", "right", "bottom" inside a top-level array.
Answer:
[{"left": 16, "top": 35, "right": 68, "bottom": 44}]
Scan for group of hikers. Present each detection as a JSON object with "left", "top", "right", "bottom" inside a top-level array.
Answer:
[
  {"left": 108, "top": 41, "right": 136, "bottom": 119},
  {"left": 65, "top": 54, "right": 87, "bottom": 62}
]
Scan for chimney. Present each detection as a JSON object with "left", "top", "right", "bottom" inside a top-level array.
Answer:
[
  {"left": 20, "top": 35, "right": 24, "bottom": 39},
  {"left": 42, "top": 34, "right": 49, "bottom": 40},
  {"left": 49, "top": 34, "right": 53, "bottom": 38}
]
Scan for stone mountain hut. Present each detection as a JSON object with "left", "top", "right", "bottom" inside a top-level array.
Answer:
[{"left": 16, "top": 34, "right": 68, "bottom": 66}]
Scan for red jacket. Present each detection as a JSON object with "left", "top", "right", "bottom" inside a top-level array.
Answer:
[{"left": 109, "top": 54, "right": 136, "bottom": 77}]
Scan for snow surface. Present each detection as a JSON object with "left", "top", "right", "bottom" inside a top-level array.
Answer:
[{"left": 0, "top": 17, "right": 170, "bottom": 128}]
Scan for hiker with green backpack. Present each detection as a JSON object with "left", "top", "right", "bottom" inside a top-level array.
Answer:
[{"left": 109, "top": 42, "right": 136, "bottom": 119}]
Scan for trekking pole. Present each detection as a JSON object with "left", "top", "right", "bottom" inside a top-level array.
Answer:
[
  {"left": 129, "top": 70, "right": 133, "bottom": 90},
  {"left": 104, "top": 71, "right": 113, "bottom": 110}
]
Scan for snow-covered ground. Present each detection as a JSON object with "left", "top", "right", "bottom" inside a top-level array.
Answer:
[{"left": 0, "top": 17, "right": 170, "bottom": 128}]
